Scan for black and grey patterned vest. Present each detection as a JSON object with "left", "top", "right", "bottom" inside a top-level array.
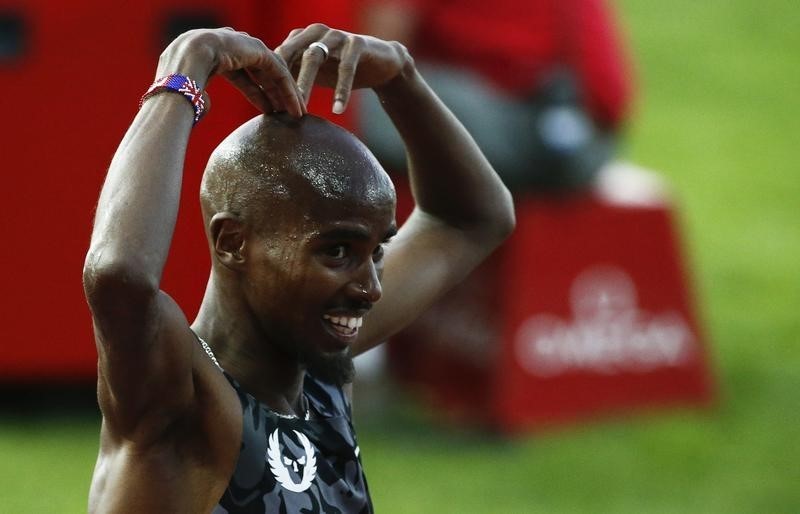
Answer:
[{"left": 213, "top": 372, "right": 373, "bottom": 514}]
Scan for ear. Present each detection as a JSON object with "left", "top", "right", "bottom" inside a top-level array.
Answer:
[{"left": 209, "top": 213, "right": 247, "bottom": 270}]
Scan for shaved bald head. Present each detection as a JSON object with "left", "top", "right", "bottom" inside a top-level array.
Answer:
[
  {"left": 200, "top": 113, "right": 395, "bottom": 236},
  {"left": 198, "top": 113, "right": 397, "bottom": 385}
]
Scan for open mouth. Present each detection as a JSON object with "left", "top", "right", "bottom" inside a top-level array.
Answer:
[{"left": 322, "top": 314, "right": 363, "bottom": 341}]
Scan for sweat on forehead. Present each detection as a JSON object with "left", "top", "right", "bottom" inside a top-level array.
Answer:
[{"left": 200, "top": 113, "right": 395, "bottom": 222}]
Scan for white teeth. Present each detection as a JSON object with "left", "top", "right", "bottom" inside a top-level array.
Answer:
[{"left": 323, "top": 314, "right": 363, "bottom": 331}]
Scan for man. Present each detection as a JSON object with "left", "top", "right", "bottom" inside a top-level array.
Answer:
[
  {"left": 83, "top": 24, "right": 514, "bottom": 513},
  {"left": 358, "top": 0, "right": 633, "bottom": 189}
]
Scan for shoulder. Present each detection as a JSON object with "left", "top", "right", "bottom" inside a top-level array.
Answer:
[{"left": 90, "top": 358, "right": 243, "bottom": 511}]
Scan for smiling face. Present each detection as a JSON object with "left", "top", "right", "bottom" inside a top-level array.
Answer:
[
  {"left": 244, "top": 190, "right": 396, "bottom": 385},
  {"left": 202, "top": 113, "right": 396, "bottom": 385}
]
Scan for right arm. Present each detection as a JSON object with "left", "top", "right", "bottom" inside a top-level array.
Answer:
[
  {"left": 82, "top": 29, "right": 303, "bottom": 438},
  {"left": 275, "top": 26, "right": 514, "bottom": 353}
]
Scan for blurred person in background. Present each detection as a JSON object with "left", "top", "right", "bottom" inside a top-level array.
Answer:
[
  {"left": 82, "top": 24, "right": 513, "bottom": 513},
  {"left": 358, "top": 0, "right": 635, "bottom": 191},
  {"left": 354, "top": 0, "right": 670, "bottom": 386}
]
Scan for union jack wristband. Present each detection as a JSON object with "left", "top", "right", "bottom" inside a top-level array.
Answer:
[{"left": 139, "top": 74, "right": 207, "bottom": 124}]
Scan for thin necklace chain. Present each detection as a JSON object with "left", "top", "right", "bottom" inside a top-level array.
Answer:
[
  {"left": 196, "top": 335, "right": 310, "bottom": 421},
  {"left": 197, "top": 336, "right": 222, "bottom": 370}
]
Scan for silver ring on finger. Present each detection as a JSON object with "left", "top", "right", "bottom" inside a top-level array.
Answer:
[{"left": 308, "top": 41, "right": 330, "bottom": 61}]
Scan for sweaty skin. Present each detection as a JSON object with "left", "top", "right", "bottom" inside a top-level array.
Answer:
[
  {"left": 197, "top": 114, "right": 398, "bottom": 392},
  {"left": 83, "top": 25, "right": 514, "bottom": 512}
]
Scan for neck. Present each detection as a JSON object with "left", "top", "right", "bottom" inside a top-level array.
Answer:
[{"left": 192, "top": 272, "right": 307, "bottom": 418}]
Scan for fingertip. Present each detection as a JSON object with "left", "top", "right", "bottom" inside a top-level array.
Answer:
[
  {"left": 274, "top": 46, "right": 288, "bottom": 64},
  {"left": 332, "top": 100, "right": 345, "bottom": 115},
  {"left": 292, "top": 100, "right": 306, "bottom": 118},
  {"left": 288, "top": 92, "right": 306, "bottom": 118}
]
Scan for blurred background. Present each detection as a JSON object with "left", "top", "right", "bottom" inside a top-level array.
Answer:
[{"left": 0, "top": 0, "right": 798, "bottom": 512}]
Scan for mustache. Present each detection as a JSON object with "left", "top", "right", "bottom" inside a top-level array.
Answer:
[{"left": 327, "top": 299, "right": 373, "bottom": 314}]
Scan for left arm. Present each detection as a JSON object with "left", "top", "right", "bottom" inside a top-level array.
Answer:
[{"left": 359, "top": 60, "right": 515, "bottom": 352}]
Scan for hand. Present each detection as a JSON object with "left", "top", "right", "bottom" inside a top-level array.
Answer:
[
  {"left": 275, "top": 24, "right": 413, "bottom": 114},
  {"left": 158, "top": 28, "right": 305, "bottom": 117}
]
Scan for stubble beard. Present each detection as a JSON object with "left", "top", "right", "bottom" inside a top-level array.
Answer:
[
  {"left": 304, "top": 347, "right": 356, "bottom": 387},
  {"left": 268, "top": 319, "right": 356, "bottom": 386},
  {"left": 276, "top": 331, "right": 356, "bottom": 387}
]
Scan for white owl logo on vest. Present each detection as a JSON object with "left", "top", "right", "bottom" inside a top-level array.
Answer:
[{"left": 267, "top": 429, "right": 318, "bottom": 493}]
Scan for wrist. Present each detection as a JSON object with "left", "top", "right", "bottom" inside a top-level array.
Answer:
[
  {"left": 374, "top": 44, "right": 418, "bottom": 99},
  {"left": 374, "top": 67, "right": 426, "bottom": 110},
  {"left": 140, "top": 74, "right": 208, "bottom": 123},
  {"left": 155, "top": 31, "right": 219, "bottom": 87}
]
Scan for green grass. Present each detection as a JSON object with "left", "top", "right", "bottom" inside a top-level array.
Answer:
[
  {"left": 2, "top": 0, "right": 798, "bottom": 512},
  {"left": 0, "top": 415, "right": 98, "bottom": 513}
]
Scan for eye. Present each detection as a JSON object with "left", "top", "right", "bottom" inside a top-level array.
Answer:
[
  {"left": 324, "top": 244, "right": 347, "bottom": 260},
  {"left": 372, "top": 244, "right": 385, "bottom": 262}
]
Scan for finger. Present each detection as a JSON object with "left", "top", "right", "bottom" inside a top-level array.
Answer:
[
  {"left": 244, "top": 67, "right": 283, "bottom": 110},
  {"left": 222, "top": 69, "right": 275, "bottom": 113},
  {"left": 297, "top": 30, "right": 350, "bottom": 103},
  {"left": 275, "top": 24, "right": 329, "bottom": 75},
  {"left": 215, "top": 36, "right": 282, "bottom": 111},
  {"left": 274, "top": 44, "right": 299, "bottom": 76},
  {"left": 275, "top": 28, "right": 305, "bottom": 62},
  {"left": 271, "top": 51, "right": 306, "bottom": 103},
  {"left": 273, "top": 50, "right": 291, "bottom": 73},
  {"left": 281, "top": 28, "right": 304, "bottom": 57},
  {"left": 255, "top": 79, "right": 285, "bottom": 111},
  {"left": 240, "top": 43, "right": 306, "bottom": 117},
  {"left": 271, "top": 72, "right": 308, "bottom": 117},
  {"left": 332, "top": 38, "right": 363, "bottom": 114},
  {"left": 295, "top": 43, "right": 327, "bottom": 105}
]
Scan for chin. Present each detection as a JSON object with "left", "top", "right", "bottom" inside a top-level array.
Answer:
[{"left": 305, "top": 347, "right": 355, "bottom": 386}]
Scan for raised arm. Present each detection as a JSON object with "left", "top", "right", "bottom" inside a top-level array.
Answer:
[
  {"left": 361, "top": 54, "right": 516, "bottom": 348},
  {"left": 82, "top": 28, "right": 303, "bottom": 436},
  {"left": 275, "top": 25, "right": 515, "bottom": 353}
]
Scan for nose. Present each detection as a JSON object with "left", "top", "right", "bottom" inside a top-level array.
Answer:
[{"left": 347, "top": 260, "right": 382, "bottom": 304}]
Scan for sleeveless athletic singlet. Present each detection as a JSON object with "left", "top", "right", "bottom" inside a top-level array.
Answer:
[{"left": 212, "top": 372, "right": 374, "bottom": 514}]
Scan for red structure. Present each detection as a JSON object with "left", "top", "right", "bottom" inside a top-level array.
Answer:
[
  {"left": 389, "top": 179, "right": 715, "bottom": 432},
  {"left": 0, "top": 0, "right": 355, "bottom": 380}
]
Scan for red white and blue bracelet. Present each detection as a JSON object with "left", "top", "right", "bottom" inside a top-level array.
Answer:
[{"left": 139, "top": 74, "right": 207, "bottom": 123}]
